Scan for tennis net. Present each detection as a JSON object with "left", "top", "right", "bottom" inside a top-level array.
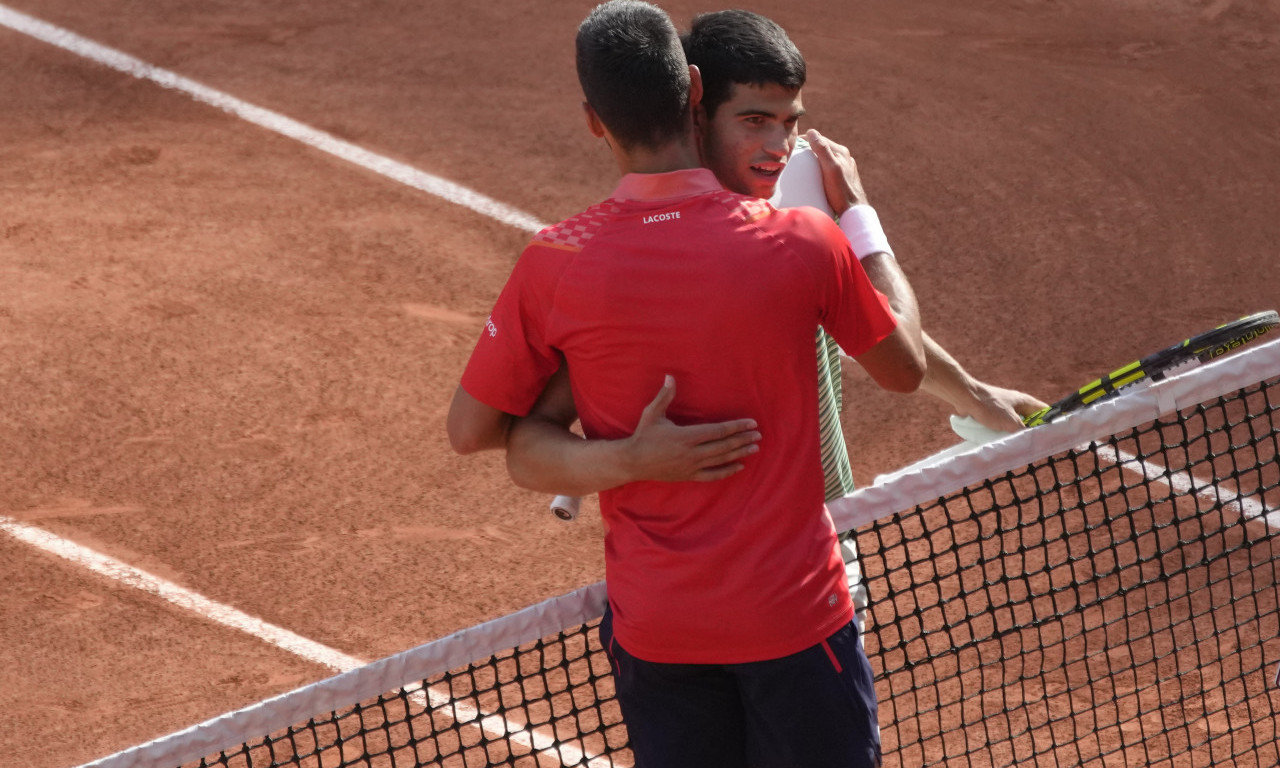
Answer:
[{"left": 85, "top": 338, "right": 1280, "bottom": 768}]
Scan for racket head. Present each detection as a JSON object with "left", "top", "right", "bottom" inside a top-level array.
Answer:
[{"left": 1024, "top": 310, "right": 1279, "bottom": 427}]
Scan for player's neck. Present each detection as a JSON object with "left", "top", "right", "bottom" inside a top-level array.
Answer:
[{"left": 612, "top": 137, "right": 702, "bottom": 176}]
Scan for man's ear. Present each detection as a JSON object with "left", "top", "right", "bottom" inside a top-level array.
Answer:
[
  {"left": 583, "top": 101, "right": 607, "bottom": 138},
  {"left": 688, "top": 65, "right": 708, "bottom": 137},
  {"left": 687, "top": 65, "right": 703, "bottom": 113}
]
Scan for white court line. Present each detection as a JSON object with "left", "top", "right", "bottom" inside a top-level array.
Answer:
[
  {"left": 1096, "top": 446, "right": 1280, "bottom": 527},
  {"left": 0, "top": 3, "right": 548, "bottom": 234},
  {"left": 0, "top": 514, "right": 597, "bottom": 766},
  {"left": 0, "top": 7, "right": 605, "bottom": 762},
  {"left": 0, "top": 514, "right": 368, "bottom": 671}
]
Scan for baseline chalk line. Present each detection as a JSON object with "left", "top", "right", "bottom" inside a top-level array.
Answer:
[
  {"left": 0, "top": 514, "right": 367, "bottom": 671},
  {"left": 1, "top": 515, "right": 598, "bottom": 767},
  {"left": 0, "top": 3, "right": 548, "bottom": 234},
  {"left": 0, "top": 8, "right": 604, "bottom": 762}
]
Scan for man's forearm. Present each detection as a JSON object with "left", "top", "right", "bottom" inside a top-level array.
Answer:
[
  {"left": 507, "top": 375, "right": 761, "bottom": 496},
  {"left": 916, "top": 332, "right": 1048, "bottom": 432},
  {"left": 506, "top": 415, "right": 636, "bottom": 496},
  {"left": 918, "top": 332, "right": 978, "bottom": 405},
  {"left": 503, "top": 367, "right": 637, "bottom": 496},
  {"left": 845, "top": 259, "right": 1045, "bottom": 431}
]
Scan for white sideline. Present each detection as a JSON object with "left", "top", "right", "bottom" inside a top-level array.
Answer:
[
  {"left": 64, "top": 568, "right": 611, "bottom": 768},
  {"left": 0, "top": 6, "right": 611, "bottom": 765},
  {"left": 1098, "top": 446, "right": 1280, "bottom": 528},
  {"left": 0, "top": 4, "right": 548, "bottom": 234},
  {"left": 4, "top": 3, "right": 1279, "bottom": 764},
  {"left": 0, "top": 514, "right": 609, "bottom": 768},
  {"left": 0, "top": 515, "right": 367, "bottom": 673}
]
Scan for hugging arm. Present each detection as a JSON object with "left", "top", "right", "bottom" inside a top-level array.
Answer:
[
  {"left": 505, "top": 367, "right": 762, "bottom": 496},
  {"left": 807, "top": 129, "right": 1046, "bottom": 431},
  {"left": 446, "top": 386, "right": 513, "bottom": 455}
]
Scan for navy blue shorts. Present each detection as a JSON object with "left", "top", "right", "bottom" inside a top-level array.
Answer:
[{"left": 599, "top": 608, "right": 881, "bottom": 768}]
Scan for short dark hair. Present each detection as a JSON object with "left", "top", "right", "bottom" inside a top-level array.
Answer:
[
  {"left": 576, "top": 0, "right": 692, "bottom": 150},
  {"left": 682, "top": 10, "right": 806, "bottom": 119}
]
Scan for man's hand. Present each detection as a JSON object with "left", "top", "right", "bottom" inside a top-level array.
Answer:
[
  {"left": 914, "top": 333, "right": 1049, "bottom": 435},
  {"left": 952, "top": 381, "right": 1049, "bottom": 434},
  {"left": 505, "top": 374, "right": 761, "bottom": 495},
  {"left": 620, "top": 375, "right": 761, "bottom": 483},
  {"left": 805, "top": 128, "right": 869, "bottom": 217}
]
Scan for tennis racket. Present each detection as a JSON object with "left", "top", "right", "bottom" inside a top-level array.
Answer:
[{"left": 1022, "top": 310, "right": 1278, "bottom": 427}]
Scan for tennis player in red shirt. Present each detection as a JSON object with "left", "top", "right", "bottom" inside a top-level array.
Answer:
[
  {"left": 516, "top": 8, "right": 1049, "bottom": 640},
  {"left": 448, "top": 2, "right": 925, "bottom": 765}
]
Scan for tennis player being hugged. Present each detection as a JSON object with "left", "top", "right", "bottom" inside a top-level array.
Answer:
[
  {"left": 448, "top": 1, "right": 928, "bottom": 764},
  {"left": 545, "top": 8, "right": 1049, "bottom": 626}
]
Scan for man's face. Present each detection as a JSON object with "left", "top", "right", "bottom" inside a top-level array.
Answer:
[{"left": 697, "top": 81, "right": 805, "bottom": 200}]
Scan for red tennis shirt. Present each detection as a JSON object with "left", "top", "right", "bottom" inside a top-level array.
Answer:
[{"left": 461, "top": 168, "right": 896, "bottom": 664}]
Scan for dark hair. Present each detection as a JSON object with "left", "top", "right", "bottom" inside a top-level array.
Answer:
[
  {"left": 682, "top": 10, "right": 806, "bottom": 119},
  {"left": 576, "top": 0, "right": 692, "bottom": 150}
]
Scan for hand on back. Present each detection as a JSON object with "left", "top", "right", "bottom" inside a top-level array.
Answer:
[{"left": 622, "top": 375, "right": 762, "bottom": 483}]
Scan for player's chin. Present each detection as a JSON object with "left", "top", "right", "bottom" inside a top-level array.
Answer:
[
  {"left": 747, "top": 167, "right": 778, "bottom": 199},
  {"left": 748, "top": 174, "right": 780, "bottom": 200}
]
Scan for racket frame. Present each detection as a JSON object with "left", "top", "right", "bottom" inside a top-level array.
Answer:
[{"left": 1024, "top": 310, "right": 1279, "bottom": 427}]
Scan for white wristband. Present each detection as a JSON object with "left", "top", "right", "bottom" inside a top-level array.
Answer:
[{"left": 838, "top": 204, "right": 894, "bottom": 261}]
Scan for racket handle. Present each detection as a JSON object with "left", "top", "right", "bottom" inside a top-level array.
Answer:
[
  {"left": 550, "top": 495, "right": 581, "bottom": 522},
  {"left": 1022, "top": 405, "right": 1054, "bottom": 428}
]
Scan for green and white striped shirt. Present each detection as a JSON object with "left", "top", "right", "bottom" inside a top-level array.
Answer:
[{"left": 816, "top": 327, "right": 856, "bottom": 502}]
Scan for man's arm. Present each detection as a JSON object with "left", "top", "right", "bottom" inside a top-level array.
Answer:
[
  {"left": 806, "top": 129, "right": 1046, "bottom": 430},
  {"left": 916, "top": 334, "right": 1048, "bottom": 431},
  {"left": 855, "top": 261, "right": 1047, "bottom": 431},
  {"left": 505, "top": 368, "right": 762, "bottom": 496},
  {"left": 805, "top": 130, "right": 924, "bottom": 357},
  {"left": 849, "top": 324, "right": 926, "bottom": 394},
  {"left": 446, "top": 385, "right": 512, "bottom": 455},
  {"left": 847, "top": 255, "right": 1049, "bottom": 431},
  {"left": 862, "top": 251, "right": 921, "bottom": 344}
]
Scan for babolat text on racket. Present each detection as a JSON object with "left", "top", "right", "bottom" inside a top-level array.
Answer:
[{"left": 1023, "top": 310, "right": 1279, "bottom": 427}]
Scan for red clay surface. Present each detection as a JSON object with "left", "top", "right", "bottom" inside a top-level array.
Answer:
[{"left": 1, "top": 0, "right": 1278, "bottom": 765}]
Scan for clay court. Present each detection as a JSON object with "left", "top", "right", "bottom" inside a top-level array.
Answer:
[{"left": 2, "top": 0, "right": 1279, "bottom": 765}]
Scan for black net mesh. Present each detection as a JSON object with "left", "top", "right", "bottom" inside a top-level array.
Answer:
[
  {"left": 860, "top": 378, "right": 1280, "bottom": 767},
  {"left": 160, "top": 374, "right": 1278, "bottom": 767},
  {"left": 189, "top": 624, "right": 628, "bottom": 768}
]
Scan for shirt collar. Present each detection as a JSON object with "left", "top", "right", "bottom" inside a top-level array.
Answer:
[{"left": 609, "top": 168, "right": 724, "bottom": 202}]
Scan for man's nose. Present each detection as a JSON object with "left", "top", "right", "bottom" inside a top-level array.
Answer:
[{"left": 763, "top": 128, "right": 790, "bottom": 159}]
